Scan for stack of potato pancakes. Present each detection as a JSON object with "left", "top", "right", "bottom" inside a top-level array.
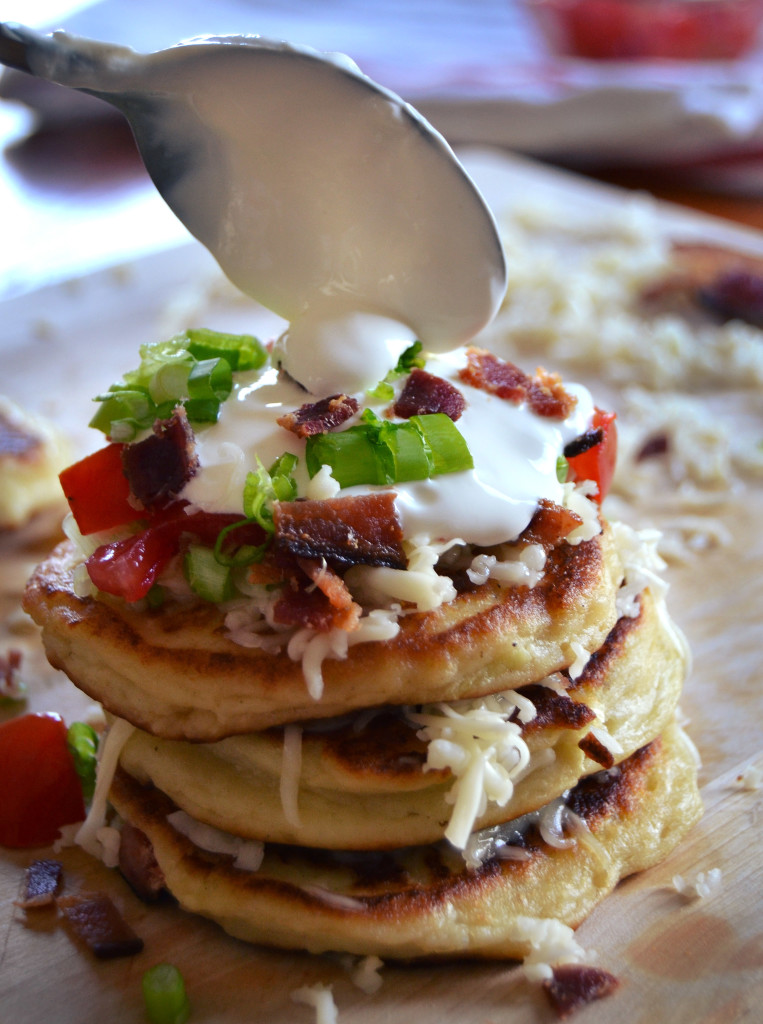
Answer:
[{"left": 24, "top": 342, "right": 701, "bottom": 963}]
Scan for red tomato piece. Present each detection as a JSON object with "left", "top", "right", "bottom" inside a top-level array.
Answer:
[
  {"left": 566, "top": 408, "right": 617, "bottom": 504},
  {"left": 0, "top": 712, "right": 86, "bottom": 849},
  {"left": 86, "top": 505, "right": 264, "bottom": 603},
  {"left": 60, "top": 443, "right": 137, "bottom": 535}
]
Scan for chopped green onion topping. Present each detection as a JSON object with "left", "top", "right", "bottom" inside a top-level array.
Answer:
[
  {"left": 142, "top": 964, "right": 191, "bottom": 1024},
  {"left": 395, "top": 340, "right": 426, "bottom": 374},
  {"left": 90, "top": 329, "right": 266, "bottom": 438},
  {"left": 184, "top": 545, "right": 234, "bottom": 603},
  {"left": 66, "top": 721, "right": 99, "bottom": 803},
  {"left": 366, "top": 340, "right": 426, "bottom": 400},
  {"left": 185, "top": 327, "right": 266, "bottom": 372},
  {"left": 242, "top": 453, "right": 299, "bottom": 533},
  {"left": 305, "top": 412, "right": 472, "bottom": 488},
  {"left": 556, "top": 455, "right": 569, "bottom": 483},
  {"left": 213, "top": 519, "right": 268, "bottom": 568}
]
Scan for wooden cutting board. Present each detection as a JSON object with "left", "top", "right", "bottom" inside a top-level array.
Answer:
[{"left": 1, "top": 152, "right": 762, "bottom": 1023}]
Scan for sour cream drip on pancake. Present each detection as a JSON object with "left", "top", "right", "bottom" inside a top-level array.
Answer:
[{"left": 182, "top": 349, "right": 594, "bottom": 547}]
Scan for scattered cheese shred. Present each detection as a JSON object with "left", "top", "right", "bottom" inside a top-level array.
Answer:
[
  {"left": 75, "top": 717, "right": 135, "bottom": 864},
  {"left": 672, "top": 868, "right": 723, "bottom": 900},
  {"left": 409, "top": 690, "right": 535, "bottom": 849},
  {"left": 291, "top": 983, "right": 339, "bottom": 1024}
]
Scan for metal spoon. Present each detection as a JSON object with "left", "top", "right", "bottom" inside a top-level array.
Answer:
[{"left": 0, "top": 22, "right": 506, "bottom": 346}]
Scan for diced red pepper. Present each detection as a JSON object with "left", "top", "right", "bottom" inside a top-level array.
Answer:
[
  {"left": 0, "top": 713, "right": 86, "bottom": 848},
  {"left": 60, "top": 444, "right": 137, "bottom": 535},
  {"left": 566, "top": 408, "right": 617, "bottom": 504}
]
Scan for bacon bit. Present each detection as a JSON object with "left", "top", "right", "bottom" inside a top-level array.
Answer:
[
  {"left": 277, "top": 394, "right": 359, "bottom": 437},
  {"left": 643, "top": 242, "right": 763, "bottom": 328},
  {"left": 521, "top": 499, "right": 583, "bottom": 550},
  {"left": 57, "top": 891, "right": 144, "bottom": 959},
  {"left": 273, "top": 492, "right": 406, "bottom": 569},
  {"left": 118, "top": 823, "right": 166, "bottom": 903},
  {"left": 636, "top": 433, "right": 669, "bottom": 461},
  {"left": 121, "top": 407, "right": 199, "bottom": 509},
  {"left": 247, "top": 560, "right": 288, "bottom": 587},
  {"left": 698, "top": 269, "right": 763, "bottom": 328},
  {"left": 459, "top": 348, "right": 577, "bottom": 419},
  {"left": 297, "top": 557, "right": 361, "bottom": 631},
  {"left": 578, "top": 731, "right": 616, "bottom": 770},
  {"left": 393, "top": 368, "right": 466, "bottom": 421},
  {"left": 542, "top": 964, "right": 620, "bottom": 1018},
  {"left": 272, "top": 580, "right": 346, "bottom": 632},
  {"left": 0, "top": 648, "right": 24, "bottom": 701},
  {"left": 563, "top": 428, "right": 603, "bottom": 460},
  {"left": 15, "top": 859, "right": 63, "bottom": 909}
]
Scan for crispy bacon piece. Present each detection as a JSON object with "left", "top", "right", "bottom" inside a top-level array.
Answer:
[
  {"left": 121, "top": 407, "right": 199, "bottom": 509},
  {"left": 118, "top": 823, "right": 166, "bottom": 903},
  {"left": 459, "top": 348, "right": 577, "bottom": 419},
  {"left": 636, "top": 433, "right": 669, "bottom": 461},
  {"left": 15, "top": 859, "right": 63, "bottom": 909},
  {"left": 393, "top": 368, "right": 466, "bottom": 421},
  {"left": 521, "top": 499, "right": 583, "bottom": 550},
  {"left": 578, "top": 730, "right": 616, "bottom": 770},
  {"left": 277, "top": 394, "right": 359, "bottom": 437},
  {"left": 642, "top": 242, "right": 763, "bottom": 328},
  {"left": 57, "top": 891, "right": 144, "bottom": 959},
  {"left": 298, "top": 557, "right": 361, "bottom": 631},
  {"left": 543, "top": 964, "right": 620, "bottom": 1018},
  {"left": 0, "top": 648, "right": 23, "bottom": 701},
  {"left": 273, "top": 492, "right": 405, "bottom": 569}
]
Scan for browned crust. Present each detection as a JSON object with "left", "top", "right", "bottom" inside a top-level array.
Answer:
[
  {"left": 23, "top": 521, "right": 623, "bottom": 739},
  {"left": 108, "top": 722, "right": 702, "bottom": 959}
]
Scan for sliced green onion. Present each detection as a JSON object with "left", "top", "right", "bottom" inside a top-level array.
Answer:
[
  {"left": 242, "top": 454, "right": 299, "bottom": 532},
  {"left": 148, "top": 360, "right": 192, "bottom": 405},
  {"left": 213, "top": 519, "right": 267, "bottom": 568},
  {"left": 366, "top": 340, "right": 426, "bottom": 399},
  {"left": 411, "top": 414, "right": 473, "bottom": 475},
  {"left": 185, "top": 327, "right": 267, "bottom": 372},
  {"left": 395, "top": 340, "right": 425, "bottom": 374},
  {"left": 366, "top": 380, "right": 395, "bottom": 402},
  {"left": 89, "top": 387, "right": 156, "bottom": 439},
  {"left": 187, "top": 357, "right": 233, "bottom": 402},
  {"left": 142, "top": 963, "right": 190, "bottom": 1024},
  {"left": 181, "top": 397, "right": 222, "bottom": 424},
  {"left": 556, "top": 455, "right": 569, "bottom": 483},
  {"left": 66, "top": 721, "right": 99, "bottom": 803},
  {"left": 146, "top": 584, "right": 166, "bottom": 609},
  {"left": 184, "top": 545, "right": 234, "bottom": 603},
  {"left": 91, "top": 329, "right": 267, "bottom": 437},
  {"left": 305, "top": 412, "right": 472, "bottom": 488}
]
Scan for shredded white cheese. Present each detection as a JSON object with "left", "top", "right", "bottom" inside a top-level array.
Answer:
[
  {"left": 672, "top": 868, "right": 722, "bottom": 900},
  {"left": 409, "top": 690, "right": 536, "bottom": 850},
  {"left": 467, "top": 542, "right": 547, "bottom": 588},
  {"left": 167, "top": 810, "right": 265, "bottom": 871},
  {"left": 75, "top": 717, "right": 135, "bottom": 863},
  {"left": 738, "top": 763, "right": 763, "bottom": 790},
  {"left": 347, "top": 955, "right": 384, "bottom": 995},
  {"left": 291, "top": 984, "right": 339, "bottom": 1024}
]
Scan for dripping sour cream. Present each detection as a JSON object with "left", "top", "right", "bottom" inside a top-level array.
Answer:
[{"left": 182, "top": 348, "right": 594, "bottom": 547}]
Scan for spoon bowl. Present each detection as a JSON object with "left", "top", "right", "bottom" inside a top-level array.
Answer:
[{"left": 0, "top": 23, "right": 507, "bottom": 350}]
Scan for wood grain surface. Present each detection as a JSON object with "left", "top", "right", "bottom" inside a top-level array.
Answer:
[{"left": 1, "top": 153, "right": 761, "bottom": 1023}]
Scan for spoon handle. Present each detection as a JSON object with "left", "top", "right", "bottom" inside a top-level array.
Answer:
[{"left": 0, "top": 23, "right": 34, "bottom": 74}]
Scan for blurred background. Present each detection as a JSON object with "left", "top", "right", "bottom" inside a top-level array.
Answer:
[{"left": 3, "top": 0, "right": 763, "bottom": 299}]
